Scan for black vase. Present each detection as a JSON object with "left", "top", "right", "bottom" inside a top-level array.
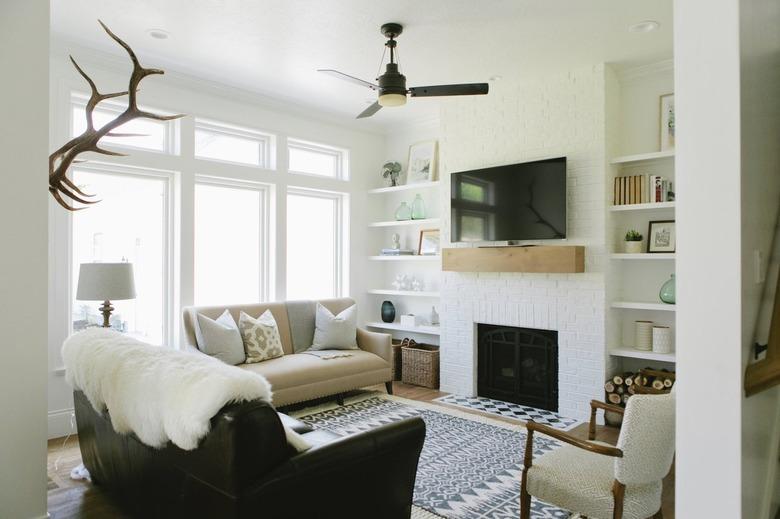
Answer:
[{"left": 381, "top": 301, "right": 396, "bottom": 323}]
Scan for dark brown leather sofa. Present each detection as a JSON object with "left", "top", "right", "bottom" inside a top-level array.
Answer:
[{"left": 74, "top": 390, "right": 426, "bottom": 518}]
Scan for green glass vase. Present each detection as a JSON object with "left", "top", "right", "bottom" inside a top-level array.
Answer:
[
  {"left": 411, "top": 194, "right": 426, "bottom": 219},
  {"left": 659, "top": 274, "right": 676, "bottom": 304}
]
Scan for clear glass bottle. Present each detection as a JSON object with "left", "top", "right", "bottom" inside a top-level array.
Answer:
[
  {"left": 411, "top": 194, "right": 426, "bottom": 219},
  {"left": 394, "top": 201, "right": 412, "bottom": 221},
  {"left": 659, "top": 274, "right": 676, "bottom": 304}
]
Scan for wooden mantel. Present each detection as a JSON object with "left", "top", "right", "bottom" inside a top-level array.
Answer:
[{"left": 442, "top": 245, "right": 585, "bottom": 273}]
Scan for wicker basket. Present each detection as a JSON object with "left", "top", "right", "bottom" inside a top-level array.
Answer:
[
  {"left": 391, "top": 340, "right": 404, "bottom": 381},
  {"left": 401, "top": 342, "right": 440, "bottom": 389}
]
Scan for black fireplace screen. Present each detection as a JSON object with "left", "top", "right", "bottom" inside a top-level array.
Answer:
[{"left": 477, "top": 324, "right": 558, "bottom": 411}]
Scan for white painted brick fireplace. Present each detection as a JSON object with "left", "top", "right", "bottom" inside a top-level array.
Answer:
[{"left": 437, "top": 65, "right": 612, "bottom": 421}]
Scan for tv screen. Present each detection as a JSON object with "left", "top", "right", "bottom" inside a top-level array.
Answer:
[{"left": 450, "top": 157, "right": 566, "bottom": 242}]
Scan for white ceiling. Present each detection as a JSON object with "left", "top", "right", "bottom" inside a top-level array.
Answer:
[{"left": 51, "top": 0, "right": 673, "bottom": 130}]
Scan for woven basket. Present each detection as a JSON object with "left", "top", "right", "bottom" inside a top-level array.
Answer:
[
  {"left": 402, "top": 342, "right": 440, "bottom": 389},
  {"left": 391, "top": 340, "right": 404, "bottom": 381}
]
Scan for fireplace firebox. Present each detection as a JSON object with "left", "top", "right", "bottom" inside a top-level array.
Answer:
[{"left": 477, "top": 324, "right": 558, "bottom": 411}]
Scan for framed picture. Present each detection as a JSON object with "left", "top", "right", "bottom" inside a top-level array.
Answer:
[
  {"left": 418, "top": 229, "right": 440, "bottom": 256},
  {"left": 659, "top": 93, "right": 675, "bottom": 151},
  {"left": 647, "top": 220, "right": 676, "bottom": 253},
  {"left": 406, "top": 140, "right": 438, "bottom": 184}
]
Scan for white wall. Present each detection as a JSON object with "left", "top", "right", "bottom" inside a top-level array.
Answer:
[
  {"left": 436, "top": 65, "right": 609, "bottom": 420},
  {"left": 675, "top": 0, "right": 780, "bottom": 517},
  {"left": 616, "top": 61, "right": 674, "bottom": 156},
  {"left": 0, "top": 1, "right": 49, "bottom": 518},
  {"left": 47, "top": 42, "right": 386, "bottom": 438}
]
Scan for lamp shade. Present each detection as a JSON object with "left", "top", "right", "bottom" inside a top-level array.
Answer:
[{"left": 76, "top": 263, "right": 137, "bottom": 301}]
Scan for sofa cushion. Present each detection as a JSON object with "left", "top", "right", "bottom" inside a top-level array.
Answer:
[
  {"left": 239, "top": 310, "right": 285, "bottom": 363},
  {"left": 286, "top": 300, "right": 317, "bottom": 353},
  {"left": 194, "top": 310, "right": 246, "bottom": 365},
  {"left": 310, "top": 303, "right": 358, "bottom": 351},
  {"left": 239, "top": 350, "right": 388, "bottom": 391}
]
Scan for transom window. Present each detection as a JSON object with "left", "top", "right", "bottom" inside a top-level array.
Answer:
[
  {"left": 287, "top": 138, "right": 349, "bottom": 179},
  {"left": 195, "top": 119, "right": 275, "bottom": 169},
  {"left": 71, "top": 93, "right": 178, "bottom": 154}
]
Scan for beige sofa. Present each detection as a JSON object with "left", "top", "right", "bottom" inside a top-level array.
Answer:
[{"left": 182, "top": 298, "right": 393, "bottom": 407}]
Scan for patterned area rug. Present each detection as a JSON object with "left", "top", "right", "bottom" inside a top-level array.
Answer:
[
  {"left": 434, "top": 395, "right": 579, "bottom": 431},
  {"left": 292, "top": 394, "right": 571, "bottom": 519}
]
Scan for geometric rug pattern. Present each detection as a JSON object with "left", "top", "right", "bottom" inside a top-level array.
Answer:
[
  {"left": 294, "top": 395, "right": 572, "bottom": 519},
  {"left": 434, "top": 395, "right": 580, "bottom": 431}
]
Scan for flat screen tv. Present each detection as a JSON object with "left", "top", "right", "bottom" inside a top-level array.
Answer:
[{"left": 450, "top": 157, "right": 566, "bottom": 243}]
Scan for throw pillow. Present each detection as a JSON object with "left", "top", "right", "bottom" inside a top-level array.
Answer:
[
  {"left": 194, "top": 310, "right": 246, "bottom": 365},
  {"left": 310, "top": 303, "right": 358, "bottom": 351},
  {"left": 238, "top": 310, "right": 285, "bottom": 363}
]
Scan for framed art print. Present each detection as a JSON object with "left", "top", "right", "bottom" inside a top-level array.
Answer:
[
  {"left": 418, "top": 229, "right": 440, "bottom": 256},
  {"left": 647, "top": 220, "right": 676, "bottom": 253},
  {"left": 406, "top": 140, "right": 438, "bottom": 184},
  {"left": 660, "top": 93, "right": 675, "bottom": 151}
]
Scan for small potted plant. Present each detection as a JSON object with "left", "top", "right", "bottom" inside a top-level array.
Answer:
[
  {"left": 624, "top": 229, "right": 644, "bottom": 253},
  {"left": 382, "top": 161, "right": 402, "bottom": 187}
]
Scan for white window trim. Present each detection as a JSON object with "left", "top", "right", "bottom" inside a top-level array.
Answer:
[
  {"left": 194, "top": 118, "right": 276, "bottom": 170},
  {"left": 287, "top": 186, "right": 349, "bottom": 298},
  {"left": 287, "top": 138, "right": 350, "bottom": 181},
  {"left": 70, "top": 92, "right": 180, "bottom": 155},
  {"left": 69, "top": 161, "right": 177, "bottom": 346},
  {"left": 194, "top": 175, "right": 274, "bottom": 303}
]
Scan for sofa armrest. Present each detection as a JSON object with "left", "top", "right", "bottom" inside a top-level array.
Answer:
[
  {"left": 243, "top": 417, "right": 426, "bottom": 517},
  {"left": 357, "top": 327, "right": 393, "bottom": 365}
]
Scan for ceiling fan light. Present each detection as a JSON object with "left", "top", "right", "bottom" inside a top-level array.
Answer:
[{"left": 378, "top": 93, "right": 407, "bottom": 107}]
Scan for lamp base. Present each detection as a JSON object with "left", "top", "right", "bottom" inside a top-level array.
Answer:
[{"left": 99, "top": 300, "right": 114, "bottom": 328}]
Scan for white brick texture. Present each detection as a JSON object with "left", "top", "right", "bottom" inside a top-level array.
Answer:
[{"left": 438, "top": 65, "right": 608, "bottom": 421}]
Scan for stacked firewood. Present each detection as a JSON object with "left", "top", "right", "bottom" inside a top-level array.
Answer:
[{"left": 604, "top": 368, "right": 675, "bottom": 407}]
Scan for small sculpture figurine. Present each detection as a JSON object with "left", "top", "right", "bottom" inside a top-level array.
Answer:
[
  {"left": 411, "top": 277, "right": 423, "bottom": 291},
  {"left": 382, "top": 161, "right": 402, "bottom": 187},
  {"left": 391, "top": 233, "right": 401, "bottom": 250}
]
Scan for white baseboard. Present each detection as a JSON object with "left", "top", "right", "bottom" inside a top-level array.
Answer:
[{"left": 48, "top": 407, "right": 75, "bottom": 440}]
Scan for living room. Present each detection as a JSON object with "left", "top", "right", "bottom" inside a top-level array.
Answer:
[{"left": 2, "top": 1, "right": 780, "bottom": 518}]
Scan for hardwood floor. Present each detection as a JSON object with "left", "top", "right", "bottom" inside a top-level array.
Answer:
[{"left": 46, "top": 382, "right": 674, "bottom": 518}]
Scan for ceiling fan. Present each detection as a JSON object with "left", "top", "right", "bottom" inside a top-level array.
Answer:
[{"left": 318, "top": 23, "right": 489, "bottom": 119}]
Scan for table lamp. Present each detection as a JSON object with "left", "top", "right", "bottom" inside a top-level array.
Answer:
[{"left": 76, "top": 262, "right": 137, "bottom": 328}]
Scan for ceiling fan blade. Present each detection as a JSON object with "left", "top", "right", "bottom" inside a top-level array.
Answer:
[
  {"left": 356, "top": 101, "right": 382, "bottom": 119},
  {"left": 318, "top": 69, "right": 378, "bottom": 90},
  {"left": 409, "top": 83, "right": 489, "bottom": 98}
]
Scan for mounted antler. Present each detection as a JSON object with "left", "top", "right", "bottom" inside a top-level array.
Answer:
[{"left": 49, "top": 20, "right": 185, "bottom": 211}]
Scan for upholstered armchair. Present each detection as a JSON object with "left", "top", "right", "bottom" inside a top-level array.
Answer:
[{"left": 520, "top": 391, "right": 675, "bottom": 519}]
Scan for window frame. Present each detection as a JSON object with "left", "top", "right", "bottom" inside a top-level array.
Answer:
[
  {"left": 193, "top": 175, "right": 273, "bottom": 304},
  {"left": 194, "top": 118, "right": 276, "bottom": 170},
  {"left": 68, "top": 162, "right": 177, "bottom": 346},
  {"left": 287, "top": 138, "right": 350, "bottom": 180},
  {"left": 286, "top": 186, "right": 349, "bottom": 299},
  {"left": 70, "top": 92, "right": 180, "bottom": 155}
]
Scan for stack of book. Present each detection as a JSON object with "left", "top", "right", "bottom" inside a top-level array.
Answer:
[
  {"left": 613, "top": 174, "right": 673, "bottom": 205},
  {"left": 380, "top": 249, "right": 414, "bottom": 256}
]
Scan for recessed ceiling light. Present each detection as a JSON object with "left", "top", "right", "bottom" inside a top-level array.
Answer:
[
  {"left": 489, "top": 75, "right": 503, "bottom": 82},
  {"left": 146, "top": 28, "right": 170, "bottom": 40},
  {"left": 628, "top": 20, "right": 660, "bottom": 33}
]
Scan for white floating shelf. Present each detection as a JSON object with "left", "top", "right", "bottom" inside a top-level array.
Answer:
[
  {"left": 366, "top": 321, "right": 441, "bottom": 336},
  {"left": 610, "top": 202, "right": 675, "bottom": 212},
  {"left": 610, "top": 347, "right": 676, "bottom": 363},
  {"left": 368, "top": 218, "right": 440, "bottom": 228},
  {"left": 610, "top": 253, "right": 675, "bottom": 260},
  {"left": 367, "top": 289, "right": 440, "bottom": 297},
  {"left": 368, "top": 181, "right": 440, "bottom": 194},
  {"left": 611, "top": 150, "right": 675, "bottom": 165},
  {"left": 611, "top": 301, "right": 676, "bottom": 312},
  {"left": 369, "top": 255, "right": 441, "bottom": 261}
]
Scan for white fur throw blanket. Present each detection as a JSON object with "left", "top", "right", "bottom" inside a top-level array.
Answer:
[{"left": 62, "top": 328, "right": 310, "bottom": 452}]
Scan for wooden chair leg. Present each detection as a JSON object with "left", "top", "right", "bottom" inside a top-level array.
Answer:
[
  {"left": 520, "top": 468, "right": 532, "bottom": 519},
  {"left": 385, "top": 381, "right": 393, "bottom": 395},
  {"left": 612, "top": 480, "right": 625, "bottom": 519}
]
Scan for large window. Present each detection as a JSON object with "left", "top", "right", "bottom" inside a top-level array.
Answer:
[
  {"left": 288, "top": 138, "right": 348, "bottom": 179},
  {"left": 286, "top": 189, "right": 347, "bottom": 300},
  {"left": 71, "top": 94, "right": 177, "bottom": 154},
  {"left": 194, "top": 179, "right": 270, "bottom": 305},
  {"left": 71, "top": 166, "right": 172, "bottom": 345},
  {"left": 195, "top": 119, "right": 274, "bottom": 168}
]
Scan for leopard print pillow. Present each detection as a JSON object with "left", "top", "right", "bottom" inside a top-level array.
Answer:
[{"left": 238, "top": 310, "right": 285, "bottom": 363}]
